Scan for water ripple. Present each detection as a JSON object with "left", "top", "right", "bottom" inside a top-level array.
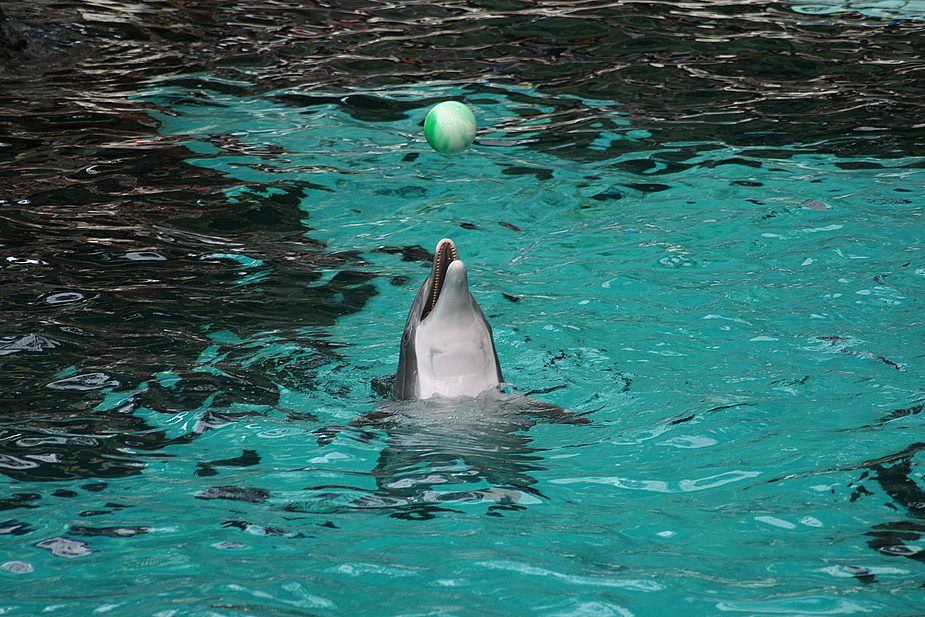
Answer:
[
  {"left": 478, "top": 559, "right": 665, "bottom": 592},
  {"left": 0, "top": 334, "right": 60, "bottom": 356},
  {"left": 552, "top": 470, "right": 762, "bottom": 493},
  {"left": 46, "top": 372, "right": 120, "bottom": 391}
]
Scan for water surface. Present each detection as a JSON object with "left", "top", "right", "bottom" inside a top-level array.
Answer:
[{"left": 1, "top": 1, "right": 924, "bottom": 615}]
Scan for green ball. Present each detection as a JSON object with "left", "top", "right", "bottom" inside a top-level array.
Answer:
[{"left": 424, "top": 101, "right": 477, "bottom": 154}]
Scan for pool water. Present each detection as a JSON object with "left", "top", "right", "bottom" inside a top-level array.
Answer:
[{"left": 1, "top": 2, "right": 924, "bottom": 616}]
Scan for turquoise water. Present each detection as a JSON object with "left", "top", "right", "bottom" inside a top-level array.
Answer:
[
  {"left": 791, "top": 0, "right": 925, "bottom": 19},
  {"left": 2, "top": 0, "right": 925, "bottom": 614},
  {"left": 3, "top": 78, "right": 923, "bottom": 615}
]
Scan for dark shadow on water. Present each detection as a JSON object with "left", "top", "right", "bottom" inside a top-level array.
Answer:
[
  {"left": 849, "top": 439, "right": 925, "bottom": 583},
  {"left": 0, "top": 2, "right": 384, "bottom": 489}
]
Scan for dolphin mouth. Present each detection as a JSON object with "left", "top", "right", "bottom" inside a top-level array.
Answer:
[{"left": 423, "top": 238, "right": 460, "bottom": 319}]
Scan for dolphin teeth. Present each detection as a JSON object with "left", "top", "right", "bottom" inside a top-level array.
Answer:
[{"left": 426, "top": 239, "right": 459, "bottom": 318}]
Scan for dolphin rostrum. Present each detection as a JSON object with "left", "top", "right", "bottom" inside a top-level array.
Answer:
[{"left": 393, "top": 238, "right": 503, "bottom": 400}]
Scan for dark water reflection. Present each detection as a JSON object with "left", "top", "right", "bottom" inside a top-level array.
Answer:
[
  {"left": 308, "top": 390, "right": 589, "bottom": 519},
  {"left": 0, "top": 1, "right": 923, "bottom": 493}
]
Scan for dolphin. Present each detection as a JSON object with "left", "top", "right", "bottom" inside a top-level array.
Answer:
[
  {"left": 305, "top": 240, "right": 589, "bottom": 516},
  {"left": 392, "top": 238, "right": 503, "bottom": 400}
]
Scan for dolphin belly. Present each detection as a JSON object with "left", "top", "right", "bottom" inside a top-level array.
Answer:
[{"left": 414, "top": 315, "right": 500, "bottom": 398}]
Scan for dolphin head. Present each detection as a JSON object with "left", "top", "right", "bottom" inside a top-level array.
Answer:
[{"left": 393, "top": 238, "right": 503, "bottom": 400}]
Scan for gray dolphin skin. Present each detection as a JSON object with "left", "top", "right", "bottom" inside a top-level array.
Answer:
[{"left": 393, "top": 238, "right": 503, "bottom": 400}]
